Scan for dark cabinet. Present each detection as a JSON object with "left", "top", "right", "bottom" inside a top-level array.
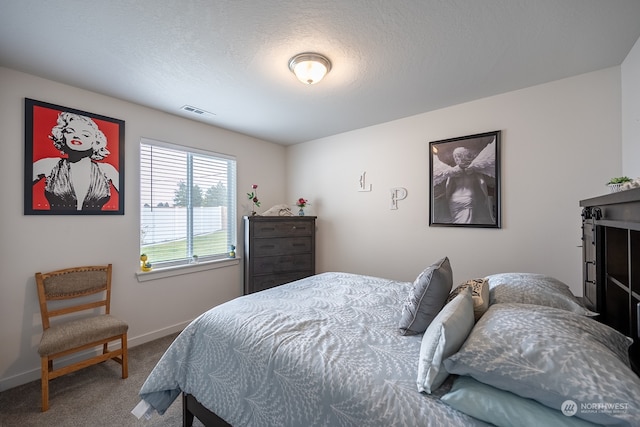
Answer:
[
  {"left": 580, "top": 188, "right": 640, "bottom": 373},
  {"left": 243, "top": 216, "right": 316, "bottom": 294}
]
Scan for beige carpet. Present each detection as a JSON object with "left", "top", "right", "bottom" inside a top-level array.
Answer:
[{"left": 0, "top": 332, "right": 205, "bottom": 427}]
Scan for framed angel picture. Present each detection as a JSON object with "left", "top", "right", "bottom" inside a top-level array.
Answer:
[
  {"left": 429, "top": 131, "right": 501, "bottom": 228},
  {"left": 24, "top": 98, "right": 125, "bottom": 215}
]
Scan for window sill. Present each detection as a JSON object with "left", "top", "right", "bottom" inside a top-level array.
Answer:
[{"left": 135, "top": 257, "right": 241, "bottom": 282}]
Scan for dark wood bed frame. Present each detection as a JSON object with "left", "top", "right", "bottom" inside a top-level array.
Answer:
[
  {"left": 181, "top": 190, "right": 640, "bottom": 426},
  {"left": 183, "top": 393, "right": 230, "bottom": 427}
]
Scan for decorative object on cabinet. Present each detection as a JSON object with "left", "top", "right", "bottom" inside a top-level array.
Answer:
[
  {"left": 390, "top": 187, "right": 407, "bottom": 210},
  {"left": 246, "top": 184, "right": 260, "bottom": 215},
  {"left": 244, "top": 215, "right": 316, "bottom": 294},
  {"left": 607, "top": 176, "right": 632, "bottom": 193},
  {"left": 295, "top": 197, "right": 308, "bottom": 216},
  {"left": 429, "top": 131, "right": 501, "bottom": 228},
  {"left": 580, "top": 187, "right": 640, "bottom": 374},
  {"left": 260, "top": 204, "right": 294, "bottom": 216},
  {"left": 24, "top": 98, "right": 125, "bottom": 215}
]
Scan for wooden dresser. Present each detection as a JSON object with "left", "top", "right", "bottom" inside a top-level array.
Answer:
[
  {"left": 243, "top": 215, "right": 316, "bottom": 294},
  {"left": 580, "top": 187, "right": 640, "bottom": 373}
]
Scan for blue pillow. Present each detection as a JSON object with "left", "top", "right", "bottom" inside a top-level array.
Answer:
[
  {"left": 444, "top": 303, "right": 638, "bottom": 426},
  {"left": 417, "top": 287, "right": 474, "bottom": 393},
  {"left": 399, "top": 257, "right": 453, "bottom": 335},
  {"left": 441, "top": 375, "right": 599, "bottom": 427}
]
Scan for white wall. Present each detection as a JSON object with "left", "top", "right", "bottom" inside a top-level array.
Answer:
[
  {"left": 0, "top": 67, "right": 287, "bottom": 391},
  {"left": 287, "top": 68, "right": 622, "bottom": 291},
  {"left": 622, "top": 35, "right": 640, "bottom": 179},
  {"left": 0, "top": 60, "right": 632, "bottom": 391}
]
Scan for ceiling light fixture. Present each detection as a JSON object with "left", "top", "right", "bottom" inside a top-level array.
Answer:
[{"left": 288, "top": 52, "right": 332, "bottom": 85}]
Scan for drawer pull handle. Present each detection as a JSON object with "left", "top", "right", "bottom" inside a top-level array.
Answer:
[{"left": 292, "top": 226, "right": 297, "bottom": 230}]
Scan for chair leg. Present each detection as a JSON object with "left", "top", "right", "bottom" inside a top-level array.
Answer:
[
  {"left": 121, "top": 333, "right": 128, "bottom": 379},
  {"left": 41, "top": 357, "right": 49, "bottom": 412}
]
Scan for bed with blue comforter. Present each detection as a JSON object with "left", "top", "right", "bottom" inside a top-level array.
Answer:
[
  {"left": 137, "top": 272, "right": 485, "bottom": 426},
  {"left": 137, "top": 269, "right": 640, "bottom": 426}
]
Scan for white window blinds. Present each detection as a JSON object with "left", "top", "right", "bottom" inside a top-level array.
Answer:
[{"left": 140, "top": 138, "right": 236, "bottom": 268}]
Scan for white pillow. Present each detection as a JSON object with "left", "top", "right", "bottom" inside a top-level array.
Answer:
[{"left": 417, "top": 286, "right": 474, "bottom": 393}]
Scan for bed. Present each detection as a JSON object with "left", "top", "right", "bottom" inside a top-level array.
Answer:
[{"left": 134, "top": 259, "right": 640, "bottom": 427}]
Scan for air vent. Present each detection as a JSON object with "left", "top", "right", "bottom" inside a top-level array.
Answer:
[{"left": 180, "top": 105, "right": 215, "bottom": 117}]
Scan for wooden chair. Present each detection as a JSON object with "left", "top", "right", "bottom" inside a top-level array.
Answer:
[{"left": 35, "top": 264, "right": 128, "bottom": 411}]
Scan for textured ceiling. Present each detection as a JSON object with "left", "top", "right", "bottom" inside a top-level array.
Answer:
[{"left": 1, "top": 0, "right": 640, "bottom": 145}]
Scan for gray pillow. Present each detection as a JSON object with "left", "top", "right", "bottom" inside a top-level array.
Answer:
[
  {"left": 399, "top": 257, "right": 453, "bottom": 335},
  {"left": 444, "top": 303, "right": 638, "bottom": 426},
  {"left": 485, "top": 273, "right": 596, "bottom": 316}
]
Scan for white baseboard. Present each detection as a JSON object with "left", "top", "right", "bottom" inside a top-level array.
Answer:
[
  {"left": 0, "top": 320, "right": 192, "bottom": 392},
  {"left": 126, "top": 321, "right": 190, "bottom": 348}
]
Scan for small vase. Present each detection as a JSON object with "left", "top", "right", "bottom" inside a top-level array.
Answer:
[{"left": 298, "top": 208, "right": 304, "bottom": 216}]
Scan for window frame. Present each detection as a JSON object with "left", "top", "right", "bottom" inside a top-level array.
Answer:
[{"left": 138, "top": 137, "right": 237, "bottom": 277}]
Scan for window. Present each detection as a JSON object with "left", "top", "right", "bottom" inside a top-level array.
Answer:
[{"left": 140, "top": 138, "right": 236, "bottom": 269}]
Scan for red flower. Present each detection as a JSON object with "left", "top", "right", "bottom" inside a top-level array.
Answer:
[
  {"left": 296, "top": 198, "right": 308, "bottom": 208},
  {"left": 247, "top": 185, "right": 261, "bottom": 209}
]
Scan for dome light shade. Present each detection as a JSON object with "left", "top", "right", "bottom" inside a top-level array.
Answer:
[{"left": 288, "top": 53, "right": 332, "bottom": 85}]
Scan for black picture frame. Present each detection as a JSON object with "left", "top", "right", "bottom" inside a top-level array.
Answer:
[
  {"left": 24, "top": 98, "right": 125, "bottom": 215},
  {"left": 429, "top": 130, "right": 501, "bottom": 228}
]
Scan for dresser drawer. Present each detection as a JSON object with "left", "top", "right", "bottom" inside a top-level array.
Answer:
[
  {"left": 253, "top": 220, "right": 313, "bottom": 238},
  {"left": 244, "top": 216, "right": 316, "bottom": 295},
  {"left": 252, "top": 237, "right": 312, "bottom": 256},
  {"left": 252, "top": 254, "right": 313, "bottom": 274},
  {"left": 250, "top": 271, "right": 313, "bottom": 293}
]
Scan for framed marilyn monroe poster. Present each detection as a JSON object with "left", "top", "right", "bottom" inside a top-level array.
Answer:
[{"left": 24, "top": 98, "right": 125, "bottom": 215}]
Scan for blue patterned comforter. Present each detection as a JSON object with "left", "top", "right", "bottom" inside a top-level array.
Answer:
[{"left": 138, "top": 272, "right": 486, "bottom": 426}]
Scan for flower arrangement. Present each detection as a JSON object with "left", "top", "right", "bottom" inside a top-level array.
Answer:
[
  {"left": 247, "top": 184, "right": 260, "bottom": 214},
  {"left": 296, "top": 197, "right": 309, "bottom": 216}
]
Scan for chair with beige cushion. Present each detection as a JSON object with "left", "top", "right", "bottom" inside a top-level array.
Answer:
[{"left": 35, "top": 264, "right": 128, "bottom": 411}]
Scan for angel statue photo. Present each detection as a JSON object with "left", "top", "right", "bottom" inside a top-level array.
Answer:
[{"left": 429, "top": 131, "right": 501, "bottom": 228}]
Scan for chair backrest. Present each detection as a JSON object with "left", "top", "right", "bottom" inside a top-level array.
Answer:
[{"left": 35, "top": 264, "right": 113, "bottom": 330}]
